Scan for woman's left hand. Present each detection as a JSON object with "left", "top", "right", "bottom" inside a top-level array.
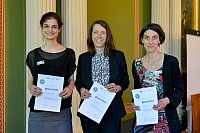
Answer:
[
  {"left": 59, "top": 85, "right": 74, "bottom": 99},
  {"left": 106, "top": 83, "right": 122, "bottom": 93},
  {"left": 153, "top": 97, "right": 170, "bottom": 111}
]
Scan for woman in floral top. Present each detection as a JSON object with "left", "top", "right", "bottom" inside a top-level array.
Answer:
[{"left": 131, "top": 23, "right": 184, "bottom": 133}]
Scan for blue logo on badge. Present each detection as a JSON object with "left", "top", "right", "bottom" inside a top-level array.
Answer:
[
  {"left": 40, "top": 79, "right": 45, "bottom": 84},
  {"left": 93, "top": 87, "right": 98, "bottom": 92},
  {"left": 135, "top": 94, "right": 140, "bottom": 99}
]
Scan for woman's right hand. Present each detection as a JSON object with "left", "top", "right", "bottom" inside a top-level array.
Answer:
[
  {"left": 29, "top": 85, "right": 42, "bottom": 96},
  {"left": 28, "top": 70, "right": 42, "bottom": 96},
  {"left": 80, "top": 88, "right": 91, "bottom": 99},
  {"left": 131, "top": 102, "right": 140, "bottom": 111}
]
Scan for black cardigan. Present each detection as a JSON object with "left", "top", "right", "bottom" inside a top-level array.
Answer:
[
  {"left": 75, "top": 50, "right": 130, "bottom": 121},
  {"left": 132, "top": 54, "right": 184, "bottom": 133}
]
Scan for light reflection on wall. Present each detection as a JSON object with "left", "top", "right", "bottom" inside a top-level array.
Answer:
[{"left": 193, "top": 0, "right": 199, "bottom": 30}]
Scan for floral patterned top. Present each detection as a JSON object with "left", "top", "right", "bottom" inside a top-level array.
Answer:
[
  {"left": 135, "top": 59, "right": 163, "bottom": 100},
  {"left": 92, "top": 53, "right": 110, "bottom": 86}
]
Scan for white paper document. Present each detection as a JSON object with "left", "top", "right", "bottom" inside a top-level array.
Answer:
[
  {"left": 34, "top": 74, "right": 64, "bottom": 112},
  {"left": 132, "top": 87, "right": 158, "bottom": 125},
  {"left": 78, "top": 82, "right": 116, "bottom": 123}
]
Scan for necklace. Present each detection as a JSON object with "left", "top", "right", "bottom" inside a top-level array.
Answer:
[{"left": 142, "top": 56, "right": 163, "bottom": 70}]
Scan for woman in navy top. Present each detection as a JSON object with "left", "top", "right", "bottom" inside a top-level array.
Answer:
[{"left": 26, "top": 12, "right": 76, "bottom": 133}]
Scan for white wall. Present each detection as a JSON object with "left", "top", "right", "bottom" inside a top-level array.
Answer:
[{"left": 186, "top": 31, "right": 200, "bottom": 106}]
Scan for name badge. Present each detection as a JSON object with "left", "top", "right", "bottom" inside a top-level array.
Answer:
[{"left": 37, "top": 60, "right": 44, "bottom": 65}]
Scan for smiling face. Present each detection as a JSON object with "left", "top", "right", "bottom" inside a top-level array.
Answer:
[
  {"left": 42, "top": 18, "right": 60, "bottom": 40},
  {"left": 142, "top": 29, "right": 160, "bottom": 53},
  {"left": 92, "top": 24, "right": 107, "bottom": 50}
]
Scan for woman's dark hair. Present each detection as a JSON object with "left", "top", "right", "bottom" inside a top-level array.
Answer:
[
  {"left": 139, "top": 23, "right": 165, "bottom": 45},
  {"left": 40, "top": 12, "right": 63, "bottom": 29},
  {"left": 87, "top": 20, "right": 115, "bottom": 56}
]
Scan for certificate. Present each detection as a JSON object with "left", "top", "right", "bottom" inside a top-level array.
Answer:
[
  {"left": 78, "top": 82, "right": 116, "bottom": 123},
  {"left": 34, "top": 74, "right": 64, "bottom": 112},
  {"left": 132, "top": 87, "right": 158, "bottom": 125}
]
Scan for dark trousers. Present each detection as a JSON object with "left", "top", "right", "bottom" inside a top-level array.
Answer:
[{"left": 80, "top": 118, "right": 121, "bottom": 133}]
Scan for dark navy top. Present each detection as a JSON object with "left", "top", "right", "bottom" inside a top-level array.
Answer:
[{"left": 26, "top": 47, "right": 76, "bottom": 112}]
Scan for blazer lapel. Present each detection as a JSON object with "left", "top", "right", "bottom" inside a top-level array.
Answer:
[
  {"left": 85, "top": 54, "right": 93, "bottom": 88},
  {"left": 109, "top": 54, "right": 115, "bottom": 83}
]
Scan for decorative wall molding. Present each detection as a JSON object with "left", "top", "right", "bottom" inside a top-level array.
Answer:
[
  {"left": 0, "top": 0, "right": 4, "bottom": 132},
  {"left": 152, "top": 0, "right": 170, "bottom": 54},
  {"left": 61, "top": 0, "right": 87, "bottom": 132},
  {"left": 151, "top": 0, "right": 181, "bottom": 62},
  {"left": 26, "top": 1, "right": 56, "bottom": 133},
  {"left": 169, "top": 0, "right": 181, "bottom": 62}
]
